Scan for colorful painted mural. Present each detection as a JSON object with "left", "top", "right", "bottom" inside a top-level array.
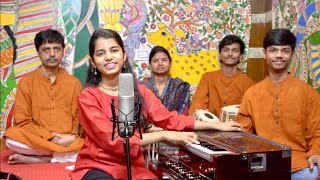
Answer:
[
  {"left": 273, "top": 0, "right": 320, "bottom": 92},
  {"left": 0, "top": 0, "right": 251, "bottom": 138},
  {"left": 138, "top": 0, "right": 251, "bottom": 85},
  {"left": 0, "top": 0, "right": 18, "bottom": 139}
]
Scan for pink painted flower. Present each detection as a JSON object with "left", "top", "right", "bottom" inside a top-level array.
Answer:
[
  {"left": 272, "top": 0, "right": 278, "bottom": 7},
  {"left": 177, "top": 11, "right": 184, "bottom": 19},
  {"left": 163, "top": 14, "right": 170, "bottom": 22},
  {"left": 297, "top": 0, "right": 306, "bottom": 13},
  {"left": 237, "top": 8, "right": 245, "bottom": 14},
  {"left": 140, "top": 37, "right": 146, "bottom": 43},
  {"left": 178, "top": 46, "right": 185, "bottom": 53},
  {"left": 141, "top": 62, "right": 148, "bottom": 69},
  {"left": 150, "top": 24, "right": 156, "bottom": 29}
]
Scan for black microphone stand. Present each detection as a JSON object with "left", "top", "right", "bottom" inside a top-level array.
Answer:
[
  {"left": 0, "top": 171, "right": 22, "bottom": 180},
  {"left": 110, "top": 99, "right": 143, "bottom": 180}
]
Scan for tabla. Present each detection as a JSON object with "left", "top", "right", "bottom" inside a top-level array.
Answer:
[
  {"left": 220, "top": 105, "right": 240, "bottom": 122},
  {"left": 193, "top": 109, "right": 220, "bottom": 123}
]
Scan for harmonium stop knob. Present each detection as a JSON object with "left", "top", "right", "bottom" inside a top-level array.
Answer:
[
  {"left": 205, "top": 167, "right": 215, "bottom": 174},
  {"left": 178, "top": 168, "right": 186, "bottom": 174},
  {"left": 165, "top": 161, "right": 172, "bottom": 166}
]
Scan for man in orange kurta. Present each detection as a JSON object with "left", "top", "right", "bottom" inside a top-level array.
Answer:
[
  {"left": 4, "top": 29, "right": 83, "bottom": 164},
  {"left": 236, "top": 29, "right": 320, "bottom": 180},
  {"left": 189, "top": 35, "right": 255, "bottom": 117}
]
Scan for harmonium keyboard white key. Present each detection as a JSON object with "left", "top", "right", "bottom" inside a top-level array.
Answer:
[{"left": 185, "top": 142, "right": 232, "bottom": 161}]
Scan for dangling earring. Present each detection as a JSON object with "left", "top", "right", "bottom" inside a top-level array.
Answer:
[
  {"left": 123, "top": 62, "right": 126, "bottom": 69},
  {"left": 94, "top": 68, "right": 97, "bottom": 75}
]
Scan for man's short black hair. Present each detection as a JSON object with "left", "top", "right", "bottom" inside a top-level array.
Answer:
[
  {"left": 263, "top": 28, "right": 296, "bottom": 50},
  {"left": 34, "top": 29, "right": 65, "bottom": 51},
  {"left": 218, "top": 35, "right": 245, "bottom": 54}
]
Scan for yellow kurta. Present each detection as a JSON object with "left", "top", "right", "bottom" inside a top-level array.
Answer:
[
  {"left": 4, "top": 68, "right": 83, "bottom": 152},
  {"left": 236, "top": 76, "right": 320, "bottom": 172},
  {"left": 189, "top": 70, "right": 255, "bottom": 116}
]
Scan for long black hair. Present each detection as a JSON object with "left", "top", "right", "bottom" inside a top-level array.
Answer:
[
  {"left": 86, "top": 29, "right": 149, "bottom": 129},
  {"left": 86, "top": 29, "right": 141, "bottom": 98}
]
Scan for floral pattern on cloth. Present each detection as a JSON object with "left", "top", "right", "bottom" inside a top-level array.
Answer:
[{"left": 141, "top": 77, "right": 190, "bottom": 115}]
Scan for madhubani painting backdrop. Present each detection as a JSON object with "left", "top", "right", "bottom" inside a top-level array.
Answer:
[
  {"left": 273, "top": 0, "right": 320, "bottom": 92},
  {"left": 0, "top": 0, "right": 251, "bottom": 138}
]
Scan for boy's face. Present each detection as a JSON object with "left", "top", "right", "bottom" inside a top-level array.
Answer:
[
  {"left": 264, "top": 45, "right": 294, "bottom": 72},
  {"left": 219, "top": 43, "right": 243, "bottom": 66}
]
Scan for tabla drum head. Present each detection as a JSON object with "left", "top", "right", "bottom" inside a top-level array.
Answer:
[{"left": 193, "top": 110, "right": 220, "bottom": 123}]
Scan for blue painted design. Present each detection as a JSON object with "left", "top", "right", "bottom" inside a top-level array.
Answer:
[
  {"left": 296, "top": 32, "right": 304, "bottom": 45},
  {"left": 305, "top": 3, "right": 316, "bottom": 17},
  {"left": 311, "top": 56, "right": 319, "bottom": 64},
  {"left": 298, "top": 16, "right": 306, "bottom": 27}
]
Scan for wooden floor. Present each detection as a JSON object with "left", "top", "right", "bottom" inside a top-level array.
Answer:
[{"left": 0, "top": 149, "right": 74, "bottom": 180}]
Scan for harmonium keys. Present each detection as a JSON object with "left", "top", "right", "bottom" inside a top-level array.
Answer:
[{"left": 185, "top": 141, "right": 232, "bottom": 162}]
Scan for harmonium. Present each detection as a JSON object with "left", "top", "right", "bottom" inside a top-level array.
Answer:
[{"left": 148, "top": 131, "right": 291, "bottom": 180}]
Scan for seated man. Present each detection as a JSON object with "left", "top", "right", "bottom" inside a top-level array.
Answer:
[
  {"left": 236, "top": 28, "right": 320, "bottom": 180},
  {"left": 189, "top": 35, "right": 255, "bottom": 117},
  {"left": 4, "top": 29, "right": 83, "bottom": 164}
]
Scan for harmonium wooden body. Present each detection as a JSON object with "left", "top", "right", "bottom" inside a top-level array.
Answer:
[{"left": 149, "top": 131, "right": 291, "bottom": 180}]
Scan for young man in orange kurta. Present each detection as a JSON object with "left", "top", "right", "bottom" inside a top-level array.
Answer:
[
  {"left": 236, "top": 29, "right": 320, "bottom": 180},
  {"left": 4, "top": 29, "right": 83, "bottom": 164},
  {"left": 189, "top": 35, "right": 255, "bottom": 117}
]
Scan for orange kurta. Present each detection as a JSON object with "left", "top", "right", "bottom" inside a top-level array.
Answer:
[
  {"left": 4, "top": 68, "right": 84, "bottom": 152},
  {"left": 189, "top": 70, "right": 255, "bottom": 116},
  {"left": 236, "top": 76, "right": 320, "bottom": 172}
]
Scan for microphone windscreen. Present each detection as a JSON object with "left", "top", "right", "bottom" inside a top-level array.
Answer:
[
  {"left": 119, "top": 73, "right": 134, "bottom": 96},
  {"left": 118, "top": 73, "right": 135, "bottom": 137}
]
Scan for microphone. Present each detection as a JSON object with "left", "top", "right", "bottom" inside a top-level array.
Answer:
[
  {"left": 110, "top": 73, "right": 142, "bottom": 180},
  {"left": 118, "top": 73, "right": 135, "bottom": 137}
]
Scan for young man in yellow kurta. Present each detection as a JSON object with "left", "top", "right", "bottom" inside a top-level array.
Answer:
[
  {"left": 4, "top": 29, "right": 83, "bottom": 164},
  {"left": 236, "top": 28, "right": 320, "bottom": 179},
  {"left": 189, "top": 35, "right": 255, "bottom": 117}
]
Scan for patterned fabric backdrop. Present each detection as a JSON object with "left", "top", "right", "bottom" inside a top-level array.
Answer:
[
  {"left": 0, "top": 0, "right": 251, "bottom": 138},
  {"left": 273, "top": 0, "right": 320, "bottom": 92}
]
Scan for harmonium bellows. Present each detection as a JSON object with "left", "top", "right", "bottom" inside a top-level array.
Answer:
[{"left": 148, "top": 131, "right": 291, "bottom": 180}]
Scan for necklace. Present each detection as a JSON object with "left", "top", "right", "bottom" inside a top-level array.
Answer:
[{"left": 99, "top": 84, "right": 118, "bottom": 91}]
